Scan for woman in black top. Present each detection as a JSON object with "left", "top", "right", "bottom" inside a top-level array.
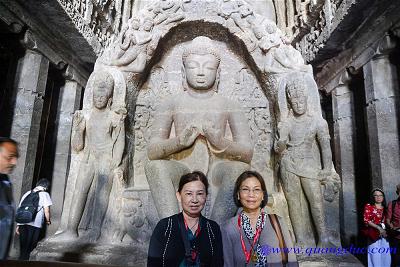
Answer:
[{"left": 147, "top": 171, "right": 223, "bottom": 267}]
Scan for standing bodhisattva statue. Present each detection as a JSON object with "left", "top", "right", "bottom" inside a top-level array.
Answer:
[
  {"left": 56, "top": 71, "right": 126, "bottom": 241},
  {"left": 145, "top": 36, "right": 253, "bottom": 224},
  {"left": 275, "top": 75, "right": 335, "bottom": 247}
]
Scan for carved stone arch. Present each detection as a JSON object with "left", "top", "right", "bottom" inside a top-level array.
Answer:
[
  {"left": 44, "top": 3, "right": 342, "bottom": 264},
  {"left": 125, "top": 20, "right": 277, "bottom": 193}
]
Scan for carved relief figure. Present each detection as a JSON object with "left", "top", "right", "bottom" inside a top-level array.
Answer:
[
  {"left": 253, "top": 20, "right": 309, "bottom": 74},
  {"left": 147, "top": 0, "right": 185, "bottom": 25},
  {"left": 254, "top": 20, "right": 283, "bottom": 53},
  {"left": 56, "top": 71, "right": 126, "bottom": 241},
  {"left": 145, "top": 36, "right": 253, "bottom": 224},
  {"left": 109, "top": 17, "right": 154, "bottom": 72},
  {"left": 218, "top": 0, "right": 258, "bottom": 50},
  {"left": 275, "top": 75, "right": 336, "bottom": 247},
  {"left": 243, "top": 0, "right": 276, "bottom": 23}
]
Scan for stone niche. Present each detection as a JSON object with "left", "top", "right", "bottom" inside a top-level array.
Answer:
[{"left": 32, "top": 1, "right": 360, "bottom": 266}]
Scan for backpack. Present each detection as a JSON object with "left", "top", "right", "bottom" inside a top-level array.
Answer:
[{"left": 15, "top": 190, "right": 43, "bottom": 224}]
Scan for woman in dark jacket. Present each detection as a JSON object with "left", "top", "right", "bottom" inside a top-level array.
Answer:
[{"left": 147, "top": 171, "right": 223, "bottom": 267}]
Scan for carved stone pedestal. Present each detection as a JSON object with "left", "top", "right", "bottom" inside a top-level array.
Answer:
[
  {"left": 31, "top": 188, "right": 155, "bottom": 266},
  {"left": 31, "top": 241, "right": 146, "bottom": 267},
  {"left": 298, "top": 254, "right": 363, "bottom": 267}
]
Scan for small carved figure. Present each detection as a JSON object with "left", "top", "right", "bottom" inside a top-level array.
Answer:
[
  {"left": 254, "top": 21, "right": 282, "bottom": 53},
  {"left": 119, "top": 17, "right": 141, "bottom": 50},
  {"left": 218, "top": 1, "right": 258, "bottom": 50},
  {"left": 263, "top": 43, "right": 312, "bottom": 74},
  {"left": 275, "top": 75, "right": 337, "bottom": 246},
  {"left": 243, "top": 0, "right": 276, "bottom": 23},
  {"left": 55, "top": 71, "right": 126, "bottom": 241},
  {"left": 145, "top": 36, "right": 253, "bottom": 224},
  {"left": 219, "top": 0, "right": 253, "bottom": 32},
  {"left": 148, "top": 0, "right": 185, "bottom": 25},
  {"left": 109, "top": 17, "right": 154, "bottom": 72}
]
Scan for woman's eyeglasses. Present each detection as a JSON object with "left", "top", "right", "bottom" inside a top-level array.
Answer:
[{"left": 239, "top": 188, "right": 263, "bottom": 195}]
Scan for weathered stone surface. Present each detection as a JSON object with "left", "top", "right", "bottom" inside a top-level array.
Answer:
[
  {"left": 48, "top": 70, "right": 84, "bottom": 235},
  {"left": 331, "top": 71, "right": 358, "bottom": 246},
  {"left": 32, "top": 241, "right": 147, "bottom": 267},
  {"left": 35, "top": 1, "right": 347, "bottom": 265},
  {"left": 297, "top": 253, "right": 364, "bottom": 267},
  {"left": 10, "top": 49, "right": 49, "bottom": 201},
  {"left": 311, "top": 1, "right": 400, "bottom": 90},
  {"left": 363, "top": 45, "right": 400, "bottom": 202},
  {"left": 275, "top": 74, "right": 340, "bottom": 247},
  {"left": 51, "top": 69, "right": 127, "bottom": 243},
  {"left": 144, "top": 36, "right": 253, "bottom": 224}
]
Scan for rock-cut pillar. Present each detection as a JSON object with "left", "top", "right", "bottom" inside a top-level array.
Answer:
[
  {"left": 10, "top": 49, "right": 49, "bottom": 201},
  {"left": 331, "top": 70, "right": 358, "bottom": 245},
  {"left": 363, "top": 34, "right": 400, "bottom": 202}
]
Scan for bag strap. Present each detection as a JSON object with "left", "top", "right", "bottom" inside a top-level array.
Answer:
[{"left": 269, "top": 214, "right": 288, "bottom": 264}]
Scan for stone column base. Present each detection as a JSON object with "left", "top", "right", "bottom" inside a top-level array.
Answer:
[
  {"left": 31, "top": 241, "right": 147, "bottom": 267},
  {"left": 298, "top": 253, "right": 364, "bottom": 267}
]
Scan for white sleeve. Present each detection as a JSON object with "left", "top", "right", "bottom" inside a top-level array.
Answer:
[{"left": 39, "top": 192, "right": 53, "bottom": 207}]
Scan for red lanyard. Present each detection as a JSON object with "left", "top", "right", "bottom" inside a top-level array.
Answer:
[
  {"left": 184, "top": 217, "right": 200, "bottom": 237},
  {"left": 237, "top": 212, "right": 264, "bottom": 263}
]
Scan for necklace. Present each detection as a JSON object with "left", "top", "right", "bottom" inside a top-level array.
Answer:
[
  {"left": 189, "top": 220, "right": 199, "bottom": 231},
  {"left": 184, "top": 217, "right": 200, "bottom": 236}
]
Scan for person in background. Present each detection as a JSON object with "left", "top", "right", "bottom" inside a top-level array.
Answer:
[
  {"left": 221, "top": 170, "right": 298, "bottom": 266},
  {"left": 147, "top": 171, "right": 223, "bottom": 266},
  {"left": 386, "top": 184, "right": 400, "bottom": 267},
  {"left": 16, "top": 178, "right": 52, "bottom": 260},
  {"left": 0, "top": 137, "right": 18, "bottom": 260},
  {"left": 363, "top": 188, "right": 391, "bottom": 267}
]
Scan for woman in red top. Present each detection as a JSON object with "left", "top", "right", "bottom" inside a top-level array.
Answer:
[{"left": 363, "top": 188, "right": 391, "bottom": 267}]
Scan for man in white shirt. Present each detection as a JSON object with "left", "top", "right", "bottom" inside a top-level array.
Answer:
[{"left": 16, "top": 178, "right": 52, "bottom": 260}]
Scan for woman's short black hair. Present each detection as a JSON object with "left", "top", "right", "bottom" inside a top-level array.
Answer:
[
  {"left": 36, "top": 178, "right": 50, "bottom": 190},
  {"left": 178, "top": 171, "right": 209, "bottom": 194},
  {"left": 233, "top": 170, "right": 268, "bottom": 208},
  {"left": 370, "top": 188, "right": 386, "bottom": 209}
]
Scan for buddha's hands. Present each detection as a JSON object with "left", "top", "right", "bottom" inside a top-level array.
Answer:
[
  {"left": 73, "top": 111, "right": 86, "bottom": 132},
  {"left": 178, "top": 125, "right": 200, "bottom": 148},
  {"left": 203, "top": 124, "right": 223, "bottom": 147}
]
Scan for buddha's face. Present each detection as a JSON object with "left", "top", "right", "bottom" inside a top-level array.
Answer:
[
  {"left": 184, "top": 53, "right": 219, "bottom": 90},
  {"left": 288, "top": 87, "right": 307, "bottom": 115},
  {"left": 93, "top": 80, "right": 113, "bottom": 109}
]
